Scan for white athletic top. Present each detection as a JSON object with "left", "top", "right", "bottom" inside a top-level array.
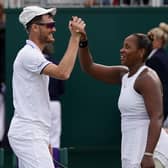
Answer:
[
  {"left": 118, "top": 65, "right": 149, "bottom": 121},
  {"left": 8, "top": 40, "right": 51, "bottom": 141},
  {"left": 118, "top": 65, "right": 150, "bottom": 168}
]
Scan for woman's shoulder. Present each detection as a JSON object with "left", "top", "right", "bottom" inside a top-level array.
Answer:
[{"left": 136, "top": 66, "right": 160, "bottom": 87}]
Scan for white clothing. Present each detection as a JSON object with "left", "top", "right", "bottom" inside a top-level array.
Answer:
[
  {"left": 154, "top": 129, "right": 168, "bottom": 168},
  {"left": 8, "top": 40, "right": 54, "bottom": 168},
  {"left": 49, "top": 101, "right": 61, "bottom": 148},
  {"left": 8, "top": 40, "right": 52, "bottom": 139},
  {"left": 154, "top": 159, "right": 165, "bottom": 168},
  {"left": 0, "top": 93, "right": 5, "bottom": 141},
  {"left": 118, "top": 65, "right": 150, "bottom": 168},
  {"left": 118, "top": 65, "right": 149, "bottom": 120},
  {"left": 147, "top": 48, "right": 158, "bottom": 60},
  {"left": 163, "top": 117, "right": 168, "bottom": 128},
  {"left": 9, "top": 137, "right": 55, "bottom": 168}
]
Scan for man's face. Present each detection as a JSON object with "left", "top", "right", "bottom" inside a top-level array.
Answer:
[{"left": 36, "top": 14, "right": 56, "bottom": 44}]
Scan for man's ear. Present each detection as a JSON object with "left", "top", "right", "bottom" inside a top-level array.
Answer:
[{"left": 31, "top": 24, "right": 39, "bottom": 33}]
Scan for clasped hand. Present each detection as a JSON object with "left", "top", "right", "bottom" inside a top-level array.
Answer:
[{"left": 69, "top": 16, "right": 86, "bottom": 37}]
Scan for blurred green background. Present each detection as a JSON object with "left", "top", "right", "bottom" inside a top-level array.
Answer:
[{"left": 2, "top": 7, "right": 168, "bottom": 168}]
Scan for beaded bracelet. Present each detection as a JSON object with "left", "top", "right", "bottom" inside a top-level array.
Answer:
[{"left": 79, "top": 40, "right": 88, "bottom": 48}]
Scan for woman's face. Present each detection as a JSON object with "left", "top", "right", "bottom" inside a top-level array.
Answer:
[
  {"left": 152, "top": 37, "right": 164, "bottom": 49},
  {"left": 120, "top": 35, "right": 143, "bottom": 67},
  {"left": 148, "top": 29, "right": 165, "bottom": 49}
]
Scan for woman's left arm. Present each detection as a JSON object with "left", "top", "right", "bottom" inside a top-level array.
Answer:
[{"left": 135, "top": 68, "right": 163, "bottom": 168}]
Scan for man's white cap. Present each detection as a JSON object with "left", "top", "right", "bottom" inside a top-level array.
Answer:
[{"left": 19, "top": 6, "right": 56, "bottom": 27}]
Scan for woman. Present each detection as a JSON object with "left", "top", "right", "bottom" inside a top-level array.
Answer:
[
  {"left": 78, "top": 33, "right": 163, "bottom": 168},
  {"left": 146, "top": 22, "right": 168, "bottom": 123}
]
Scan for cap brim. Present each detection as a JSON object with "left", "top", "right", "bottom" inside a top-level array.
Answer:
[{"left": 37, "top": 8, "right": 56, "bottom": 17}]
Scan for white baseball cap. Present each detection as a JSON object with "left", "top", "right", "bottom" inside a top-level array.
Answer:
[{"left": 19, "top": 6, "right": 56, "bottom": 27}]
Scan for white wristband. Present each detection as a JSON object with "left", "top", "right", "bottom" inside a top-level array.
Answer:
[{"left": 144, "top": 152, "right": 153, "bottom": 157}]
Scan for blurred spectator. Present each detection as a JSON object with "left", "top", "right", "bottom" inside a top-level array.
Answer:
[
  {"left": 0, "top": 2, "right": 5, "bottom": 145},
  {"left": 112, "top": 0, "right": 119, "bottom": 5},
  {"left": 83, "top": 0, "right": 100, "bottom": 7},
  {"left": 164, "top": 0, "right": 168, "bottom": 4},
  {"left": 7, "top": 0, "right": 22, "bottom": 8},
  {"left": 142, "top": 0, "right": 149, "bottom": 4},
  {"left": 43, "top": 44, "right": 65, "bottom": 168},
  {"left": 83, "top": 0, "right": 111, "bottom": 7},
  {"left": 146, "top": 22, "right": 168, "bottom": 124},
  {"left": 122, "top": 0, "right": 130, "bottom": 5},
  {"left": 102, "top": 0, "right": 111, "bottom": 5},
  {"left": 122, "top": 0, "right": 149, "bottom": 5},
  {"left": 151, "top": 0, "right": 162, "bottom": 6},
  {"left": 139, "top": 0, "right": 149, "bottom": 5}
]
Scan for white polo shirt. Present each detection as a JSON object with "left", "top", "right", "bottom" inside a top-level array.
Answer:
[{"left": 8, "top": 40, "right": 52, "bottom": 141}]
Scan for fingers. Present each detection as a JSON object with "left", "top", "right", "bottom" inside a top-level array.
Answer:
[
  {"left": 72, "top": 16, "right": 82, "bottom": 24},
  {"left": 69, "top": 16, "right": 86, "bottom": 34},
  {"left": 70, "top": 16, "right": 86, "bottom": 28}
]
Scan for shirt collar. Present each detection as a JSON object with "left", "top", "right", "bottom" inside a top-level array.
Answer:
[
  {"left": 147, "top": 48, "right": 158, "bottom": 60},
  {"left": 26, "top": 40, "right": 41, "bottom": 51}
]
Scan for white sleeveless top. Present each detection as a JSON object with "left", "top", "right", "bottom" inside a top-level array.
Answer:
[
  {"left": 118, "top": 65, "right": 150, "bottom": 168},
  {"left": 118, "top": 65, "right": 149, "bottom": 121}
]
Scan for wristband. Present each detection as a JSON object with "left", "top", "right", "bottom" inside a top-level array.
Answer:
[
  {"left": 144, "top": 152, "right": 153, "bottom": 157},
  {"left": 79, "top": 40, "right": 88, "bottom": 48}
]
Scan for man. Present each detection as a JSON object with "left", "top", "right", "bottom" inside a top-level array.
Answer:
[{"left": 8, "top": 5, "right": 85, "bottom": 168}]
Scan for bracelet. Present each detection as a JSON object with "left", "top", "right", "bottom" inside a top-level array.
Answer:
[
  {"left": 144, "top": 152, "right": 153, "bottom": 157},
  {"left": 79, "top": 40, "right": 88, "bottom": 48}
]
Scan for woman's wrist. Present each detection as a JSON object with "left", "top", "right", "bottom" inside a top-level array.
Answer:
[
  {"left": 79, "top": 39, "right": 88, "bottom": 48},
  {"left": 80, "top": 31, "right": 87, "bottom": 41},
  {"left": 144, "top": 152, "right": 153, "bottom": 157},
  {"left": 78, "top": 30, "right": 88, "bottom": 48}
]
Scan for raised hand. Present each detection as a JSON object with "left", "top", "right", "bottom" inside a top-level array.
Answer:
[{"left": 69, "top": 16, "right": 86, "bottom": 37}]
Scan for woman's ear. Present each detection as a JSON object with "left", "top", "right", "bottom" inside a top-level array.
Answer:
[{"left": 139, "top": 48, "right": 145, "bottom": 61}]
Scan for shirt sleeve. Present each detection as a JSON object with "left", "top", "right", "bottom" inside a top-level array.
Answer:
[{"left": 22, "top": 49, "right": 51, "bottom": 74}]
